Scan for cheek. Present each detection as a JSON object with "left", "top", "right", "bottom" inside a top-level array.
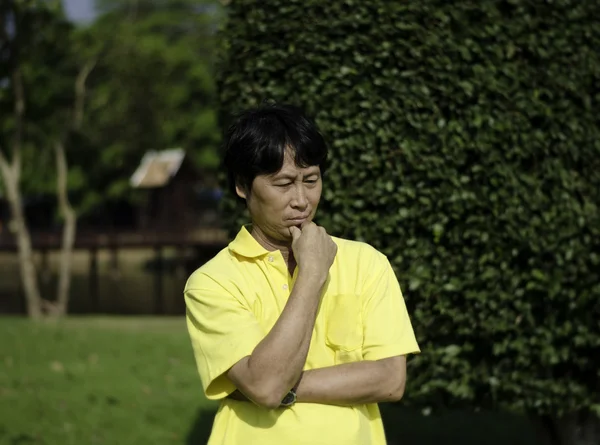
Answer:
[
  {"left": 258, "top": 191, "right": 290, "bottom": 214},
  {"left": 308, "top": 186, "right": 322, "bottom": 206}
]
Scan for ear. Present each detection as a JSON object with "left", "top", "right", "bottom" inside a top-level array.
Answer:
[{"left": 235, "top": 184, "right": 247, "bottom": 200}]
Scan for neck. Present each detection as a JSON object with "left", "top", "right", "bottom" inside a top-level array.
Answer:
[{"left": 250, "top": 225, "right": 294, "bottom": 264}]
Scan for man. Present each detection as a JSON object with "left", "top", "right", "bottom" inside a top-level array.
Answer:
[{"left": 184, "top": 103, "right": 420, "bottom": 445}]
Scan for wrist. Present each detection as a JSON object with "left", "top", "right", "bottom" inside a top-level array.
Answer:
[{"left": 296, "top": 267, "right": 327, "bottom": 289}]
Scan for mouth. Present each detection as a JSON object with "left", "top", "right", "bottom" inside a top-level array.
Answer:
[{"left": 288, "top": 215, "right": 310, "bottom": 225}]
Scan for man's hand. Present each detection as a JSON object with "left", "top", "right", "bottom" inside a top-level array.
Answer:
[{"left": 289, "top": 222, "right": 337, "bottom": 281}]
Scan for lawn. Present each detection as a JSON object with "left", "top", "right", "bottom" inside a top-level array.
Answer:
[
  {"left": 0, "top": 316, "right": 537, "bottom": 445},
  {"left": 0, "top": 316, "right": 217, "bottom": 445}
]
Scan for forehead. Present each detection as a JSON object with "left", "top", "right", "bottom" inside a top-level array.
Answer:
[
  {"left": 268, "top": 150, "right": 320, "bottom": 177},
  {"left": 271, "top": 166, "right": 319, "bottom": 180}
]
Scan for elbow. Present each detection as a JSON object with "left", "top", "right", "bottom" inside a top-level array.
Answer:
[
  {"left": 242, "top": 379, "right": 289, "bottom": 410},
  {"left": 254, "top": 394, "right": 285, "bottom": 410},
  {"left": 229, "top": 357, "right": 293, "bottom": 410},
  {"left": 386, "top": 386, "right": 405, "bottom": 403},
  {"left": 383, "top": 378, "right": 406, "bottom": 403},
  {"left": 378, "top": 356, "right": 408, "bottom": 403},
  {"left": 248, "top": 387, "right": 287, "bottom": 410}
]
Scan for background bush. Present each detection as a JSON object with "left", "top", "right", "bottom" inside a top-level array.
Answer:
[{"left": 217, "top": 0, "right": 600, "bottom": 425}]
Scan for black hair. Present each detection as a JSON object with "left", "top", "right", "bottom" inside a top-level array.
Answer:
[{"left": 223, "top": 102, "right": 328, "bottom": 199}]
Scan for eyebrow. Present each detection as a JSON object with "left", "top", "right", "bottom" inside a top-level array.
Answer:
[{"left": 272, "top": 171, "right": 320, "bottom": 181}]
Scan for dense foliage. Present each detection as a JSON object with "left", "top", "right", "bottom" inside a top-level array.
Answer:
[
  {"left": 0, "top": 0, "right": 223, "bottom": 226},
  {"left": 0, "top": 0, "right": 79, "bottom": 198},
  {"left": 217, "top": 0, "right": 600, "bottom": 419},
  {"left": 80, "top": 0, "right": 224, "bottom": 219}
]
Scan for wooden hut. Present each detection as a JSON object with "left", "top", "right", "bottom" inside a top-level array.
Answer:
[{"left": 130, "top": 148, "right": 221, "bottom": 232}]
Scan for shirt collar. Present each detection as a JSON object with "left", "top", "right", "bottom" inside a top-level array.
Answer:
[{"left": 228, "top": 225, "right": 271, "bottom": 258}]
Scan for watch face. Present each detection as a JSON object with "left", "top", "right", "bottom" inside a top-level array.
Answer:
[{"left": 280, "top": 390, "right": 296, "bottom": 407}]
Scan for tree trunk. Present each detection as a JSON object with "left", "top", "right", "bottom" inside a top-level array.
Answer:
[
  {"left": 0, "top": 68, "right": 43, "bottom": 318},
  {"left": 531, "top": 412, "right": 600, "bottom": 445},
  {"left": 47, "top": 59, "right": 94, "bottom": 317},
  {"left": 0, "top": 156, "right": 43, "bottom": 319},
  {"left": 52, "top": 141, "right": 77, "bottom": 317}
]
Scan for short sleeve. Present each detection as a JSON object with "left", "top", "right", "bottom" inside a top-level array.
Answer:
[
  {"left": 361, "top": 252, "right": 420, "bottom": 361},
  {"left": 185, "top": 272, "right": 266, "bottom": 400}
]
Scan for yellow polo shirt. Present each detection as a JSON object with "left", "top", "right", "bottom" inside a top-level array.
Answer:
[{"left": 185, "top": 226, "right": 420, "bottom": 445}]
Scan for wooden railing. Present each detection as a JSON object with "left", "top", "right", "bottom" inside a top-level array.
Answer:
[
  {"left": 0, "top": 227, "right": 229, "bottom": 251},
  {"left": 0, "top": 226, "right": 230, "bottom": 315}
]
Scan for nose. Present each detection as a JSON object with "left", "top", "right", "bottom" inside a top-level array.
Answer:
[{"left": 291, "top": 184, "right": 308, "bottom": 210}]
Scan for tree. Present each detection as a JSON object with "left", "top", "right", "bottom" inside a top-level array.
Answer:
[
  {"left": 1, "top": 0, "right": 224, "bottom": 317},
  {"left": 217, "top": 1, "right": 600, "bottom": 444},
  {"left": 70, "top": 0, "right": 224, "bottom": 223},
  {"left": 0, "top": 0, "right": 94, "bottom": 317},
  {"left": 0, "top": 0, "right": 39, "bottom": 317}
]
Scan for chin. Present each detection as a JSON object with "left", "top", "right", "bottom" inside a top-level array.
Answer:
[
  {"left": 264, "top": 226, "right": 291, "bottom": 241},
  {"left": 279, "top": 229, "right": 294, "bottom": 240}
]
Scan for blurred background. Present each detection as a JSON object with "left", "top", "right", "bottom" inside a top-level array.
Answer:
[{"left": 1, "top": 1, "right": 598, "bottom": 444}]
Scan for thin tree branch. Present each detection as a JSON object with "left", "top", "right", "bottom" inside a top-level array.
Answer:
[
  {"left": 11, "top": 68, "right": 24, "bottom": 177},
  {"left": 54, "top": 141, "right": 71, "bottom": 213},
  {"left": 50, "top": 56, "right": 96, "bottom": 316},
  {"left": 72, "top": 59, "right": 97, "bottom": 131},
  {"left": 0, "top": 146, "right": 13, "bottom": 191}
]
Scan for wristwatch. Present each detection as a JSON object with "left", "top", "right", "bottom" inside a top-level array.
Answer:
[
  {"left": 280, "top": 389, "right": 297, "bottom": 407},
  {"left": 280, "top": 372, "right": 303, "bottom": 408}
]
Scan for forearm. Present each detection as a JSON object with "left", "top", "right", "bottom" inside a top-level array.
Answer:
[
  {"left": 250, "top": 274, "right": 321, "bottom": 387},
  {"left": 296, "top": 356, "right": 407, "bottom": 406},
  {"left": 228, "top": 270, "right": 325, "bottom": 407}
]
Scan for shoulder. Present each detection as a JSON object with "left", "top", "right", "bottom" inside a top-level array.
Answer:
[
  {"left": 331, "top": 236, "right": 388, "bottom": 268},
  {"left": 184, "top": 246, "right": 241, "bottom": 292}
]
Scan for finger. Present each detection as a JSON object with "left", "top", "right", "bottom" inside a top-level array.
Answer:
[
  {"left": 289, "top": 225, "right": 301, "bottom": 241},
  {"left": 300, "top": 220, "right": 312, "bottom": 229}
]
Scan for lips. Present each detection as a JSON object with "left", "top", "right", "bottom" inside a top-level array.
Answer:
[{"left": 288, "top": 215, "right": 310, "bottom": 224}]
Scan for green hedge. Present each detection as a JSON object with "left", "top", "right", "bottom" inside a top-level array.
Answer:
[{"left": 217, "top": 0, "right": 600, "bottom": 418}]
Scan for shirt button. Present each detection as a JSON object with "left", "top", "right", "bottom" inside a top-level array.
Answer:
[
  {"left": 268, "top": 256, "right": 274, "bottom": 262},
  {"left": 282, "top": 284, "right": 289, "bottom": 290}
]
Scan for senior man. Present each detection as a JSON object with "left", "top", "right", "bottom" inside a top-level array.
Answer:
[{"left": 184, "top": 103, "right": 420, "bottom": 445}]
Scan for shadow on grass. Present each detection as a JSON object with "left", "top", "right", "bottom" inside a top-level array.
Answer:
[
  {"left": 186, "top": 408, "right": 217, "bottom": 445},
  {"left": 185, "top": 404, "right": 538, "bottom": 445}
]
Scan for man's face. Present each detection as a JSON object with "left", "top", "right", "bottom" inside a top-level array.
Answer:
[{"left": 236, "top": 151, "right": 322, "bottom": 242}]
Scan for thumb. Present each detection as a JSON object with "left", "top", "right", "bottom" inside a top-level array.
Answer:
[{"left": 289, "top": 225, "right": 301, "bottom": 242}]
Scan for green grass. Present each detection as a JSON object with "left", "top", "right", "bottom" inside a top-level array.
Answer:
[
  {"left": 0, "top": 317, "right": 538, "bottom": 445},
  {"left": 0, "top": 316, "right": 217, "bottom": 445}
]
